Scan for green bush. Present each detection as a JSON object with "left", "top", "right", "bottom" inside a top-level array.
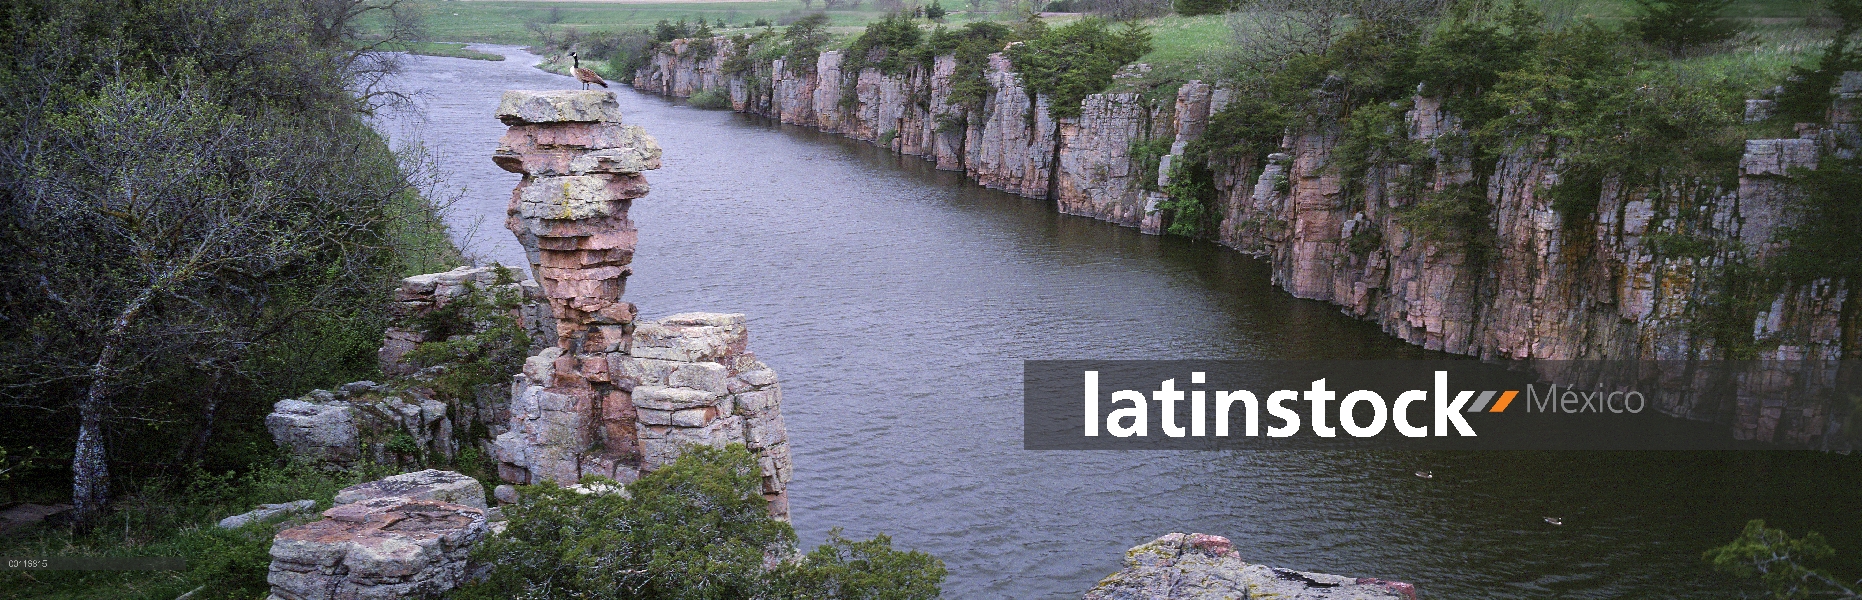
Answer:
[
  {"left": 1706, "top": 519, "right": 1862, "bottom": 599},
  {"left": 1006, "top": 18, "right": 1152, "bottom": 119},
  {"left": 921, "top": 22, "right": 1019, "bottom": 109},
  {"left": 689, "top": 87, "right": 734, "bottom": 109},
  {"left": 783, "top": 13, "right": 834, "bottom": 74},
  {"left": 1173, "top": 0, "right": 1235, "bottom": 16},
  {"left": 461, "top": 445, "right": 945, "bottom": 599},
  {"left": 846, "top": 13, "right": 925, "bottom": 76},
  {"left": 1628, "top": 0, "right": 1745, "bottom": 56}
]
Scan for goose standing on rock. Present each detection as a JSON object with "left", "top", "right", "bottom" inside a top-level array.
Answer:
[{"left": 570, "top": 52, "right": 607, "bottom": 90}]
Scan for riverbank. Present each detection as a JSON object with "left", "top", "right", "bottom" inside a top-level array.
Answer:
[{"left": 624, "top": 26, "right": 1854, "bottom": 447}]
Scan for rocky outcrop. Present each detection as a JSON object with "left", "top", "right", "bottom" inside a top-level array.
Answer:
[
  {"left": 266, "top": 382, "right": 453, "bottom": 470},
  {"left": 266, "top": 472, "right": 488, "bottom": 600},
  {"left": 489, "top": 89, "right": 794, "bottom": 516},
  {"left": 633, "top": 42, "right": 1856, "bottom": 447},
  {"left": 219, "top": 500, "right": 318, "bottom": 530},
  {"left": 332, "top": 469, "right": 487, "bottom": 510},
  {"left": 1084, "top": 533, "right": 1414, "bottom": 600}
]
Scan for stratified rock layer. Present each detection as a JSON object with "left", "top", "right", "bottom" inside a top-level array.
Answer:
[
  {"left": 1084, "top": 533, "right": 1415, "bottom": 600},
  {"left": 636, "top": 42, "right": 1857, "bottom": 448},
  {"left": 490, "top": 90, "right": 793, "bottom": 516},
  {"left": 267, "top": 488, "right": 486, "bottom": 600}
]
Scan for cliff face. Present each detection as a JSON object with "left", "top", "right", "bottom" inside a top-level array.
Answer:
[{"left": 633, "top": 42, "right": 1855, "bottom": 446}]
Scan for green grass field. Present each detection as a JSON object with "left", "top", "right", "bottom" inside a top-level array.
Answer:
[
  {"left": 393, "top": 0, "right": 1013, "bottom": 44},
  {"left": 381, "top": 0, "right": 1829, "bottom": 82}
]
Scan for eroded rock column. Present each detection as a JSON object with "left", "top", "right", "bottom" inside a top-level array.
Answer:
[{"left": 488, "top": 90, "right": 792, "bottom": 517}]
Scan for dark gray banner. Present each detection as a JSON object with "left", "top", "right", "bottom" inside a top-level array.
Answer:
[
  {"left": 1023, "top": 360, "right": 1862, "bottom": 451},
  {"left": 1, "top": 556, "right": 185, "bottom": 570}
]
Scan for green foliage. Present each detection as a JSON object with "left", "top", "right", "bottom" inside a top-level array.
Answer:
[
  {"left": 1345, "top": 223, "right": 1385, "bottom": 255},
  {"left": 1629, "top": 0, "right": 1747, "bottom": 56},
  {"left": 0, "top": 0, "right": 461, "bottom": 514},
  {"left": 1777, "top": 0, "right": 1862, "bottom": 122},
  {"left": 846, "top": 13, "right": 927, "bottom": 76},
  {"left": 784, "top": 13, "right": 836, "bottom": 74},
  {"left": 1398, "top": 182, "right": 1495, "bottom": 257},
  {"left": 0, "top": 461, "right": 361, "bottom": 598},
  {"left": 1706, "top": 519, "right": 1862, "bottom": 599},
  {"left": 1160, "top": 159, "right": 1219, "bottom": 237},
  {"left": 1006, "top": 18, "right": 1153, "bottom": 119},
  {"left": 1778, "top": 153, "right": 1862, "bottom": 285},
  {"left": 609, "top": 29, "right": 662, "bottom": 78},
  {"left": 403, "top": 271, "right": 530, "bottom": 407},
  {"left": 1645, "top": 230, "right": 1720, "bottom": 258},
  {"left": 926, "top": 0, "right": 949, "bottom": 20},
  {"left": 690, "top": 87, "right": 735, "bottom": 109},
  {"left": 461, "top": 444, "right": 945, "bottom": 599},
  {"left": 1174, "top": 0, "right": 1236, "bottom": 16},
  {"left": 1193, "top": 93, "right": 1288, "bottom": 163},
  {"left": 922, "top": 22, "right": 1019, "bottom": 109},
  {"left": 1130, "top": 136, "right": 1173, "bottom": 192},
  {"left": 769, "top": 529, "right": 947, "bottom": 599}
]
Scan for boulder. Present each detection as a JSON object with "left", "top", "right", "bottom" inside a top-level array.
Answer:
[
  {"left": 1084, "top": 533, "right": 1415, "bottom": 600},
  {"left": 496, "top": 90, "right": 623, "bottom": 125},
  {"left": 264, "top": 385, "right": 454, "bottom": 470},
  {"left": 333, "top": 469, "right": 487, "bottom": 511},
  {"left": 219, "top": 500, "right": 318, "bottom": 529},
  {"left": 267, "top": 496, "right": 486, "bottom": 600}
]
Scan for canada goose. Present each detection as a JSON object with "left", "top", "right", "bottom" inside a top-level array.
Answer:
[
  {"left": 1414, "top": 471, "right": 1432, "bottom": 479},
  {"left": 1544, "top": 517, "right": 1563, "bottom": 526},
  {"left": 571, "top": 52, "right": 607, "bottom": 90}
]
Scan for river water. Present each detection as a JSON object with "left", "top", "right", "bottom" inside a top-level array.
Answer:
[{"left": 374, "top": 46, "right": 1862, "bottom": 598}]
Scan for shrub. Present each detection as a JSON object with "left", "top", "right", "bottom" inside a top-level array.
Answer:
[
  {"left": 783, "top": 13, "right": 834, "bottom": 74},
  {"left": 1006, "top": 18, "right": 1152, "bottom": 119},
  {"left": 689, "top": 87, "right": 734, "bottom": 108},
  {"left": 1174, "top": 0, "right": 1234, "bottom": 16},
  {"left": 460, "top": 444, "right": 945, "bottom": 599},
  {"left": 846, "top": 13, "right": 926, "bottom": 76},
  {"left": 1706, "top": 519, "right": 1862, "bottom": 599},
  {"left": 1628, "top": 0, "right": 1745, "bottom": 56},
  {"left": 927, "top": 0, "right": 949, "bottom": 20}
]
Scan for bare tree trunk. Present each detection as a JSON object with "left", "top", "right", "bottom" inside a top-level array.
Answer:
[
  {"left": 71, "top": 287, "right": 154, "bottom": 522},
  {"left": 179, "top": 373, "right": 225, "bottom": 465},
  {"left": 71, "top": 372, "right": 110, "bottom": 521}
]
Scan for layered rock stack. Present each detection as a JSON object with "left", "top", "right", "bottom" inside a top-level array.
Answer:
[
  {"left": 267, "top": 470, "right": 489, "bottom": 600},
  {"left": 488, "top": 90, "right": 792, "bottom": 517},
  {"left": 1084, "top": 533, "right": 1416, "bottom": 600}
]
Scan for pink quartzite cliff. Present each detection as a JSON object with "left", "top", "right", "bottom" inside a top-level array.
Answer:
[{"left": 489, "top": 90, "right": 793, "bottom": 518}]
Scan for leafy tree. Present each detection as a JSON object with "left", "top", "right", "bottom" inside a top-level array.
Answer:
[
  {"left": 0, "top": 0, "right": 451, "bottom": 523},
  {"left": 1006, "top": 18, "right": 1152, "bottom": 118},
  {"left": 1628, "top": 0, "right": 1745, "bottom": 56},
  {"left": 1707, "top": 519, "right": 1862, "bottom": 599},
  {"left": 770, "top": 529, "right": 948, "bottom": 599},
  {"left": 783, "top": 13, "right": 834, "bottom": 73},
  {"left": 461, "top": 444, "right": 945, "bottom": 599},
  {"left": 847, "top": 14, "right": 926, "bottom": 75},
  {"left": 1776, "top": 0, "right": 1862, "bottom": 123}
]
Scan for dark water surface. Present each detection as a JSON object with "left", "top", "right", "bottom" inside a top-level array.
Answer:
[{"left": 375, "top": 46, "right": 1862, "bottom": 598}]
